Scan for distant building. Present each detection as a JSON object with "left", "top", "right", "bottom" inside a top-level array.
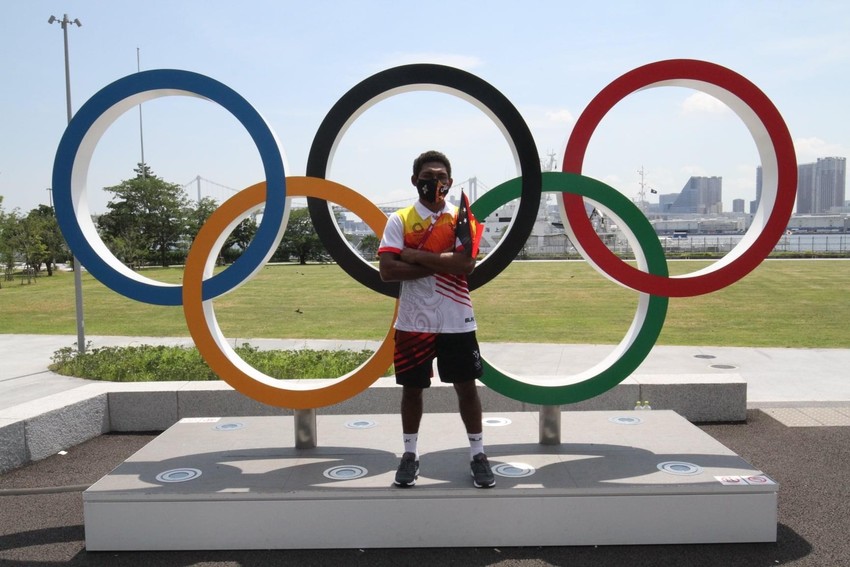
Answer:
[
  {"left": 753, "top": 165, "right": 764, "bottom": 214},
  {"left": 796, "top": 157, "right": 846, "bottom": 214},
  {"left": 658, "top": 193, "right": 678, "bottom": 212},
  {"left": 732, "top": 199, "right": 745, "bottom": 213},
  {"left": 660, "top": 176, "right": 722, "bottom": 214}
]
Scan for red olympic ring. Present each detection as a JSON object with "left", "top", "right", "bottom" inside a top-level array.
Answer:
[{"left": 562, "top": 59, "right": 797, "bottom": 297}]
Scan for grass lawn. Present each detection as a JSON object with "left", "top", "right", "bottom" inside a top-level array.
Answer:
[{"left": 1, "top": 259, "right": 847, "bottom": 348}]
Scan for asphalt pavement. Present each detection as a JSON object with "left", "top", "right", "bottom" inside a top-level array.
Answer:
[{"left": 1, "top": 334, "right": 848, "bottom": 565}]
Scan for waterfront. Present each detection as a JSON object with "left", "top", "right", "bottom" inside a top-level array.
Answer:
[
  {"left": 520, "top": 232, "right": 850, "bottom": 257},
  {"left": 661, "top": 233, "right": 850, "bottom": 255}
]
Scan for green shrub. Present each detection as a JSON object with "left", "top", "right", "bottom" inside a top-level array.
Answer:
[{"left": 49, "top": 343, "right": 390, "bottom": 382}]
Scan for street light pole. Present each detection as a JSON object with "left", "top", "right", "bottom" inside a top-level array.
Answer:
[
  {"left": 49, "top": 13, "right": 86, "bottom": 354},
  {"left": 137, "top": 47, "right": 146, "bottom": 175}
]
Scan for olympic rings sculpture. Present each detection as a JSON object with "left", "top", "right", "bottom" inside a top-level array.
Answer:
[{"left": 52, "top": 60, "right": 796, "bottom": 409}]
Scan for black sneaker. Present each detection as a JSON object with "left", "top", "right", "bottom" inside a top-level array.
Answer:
[
  {"left": 394, "top": 452, "right": 419, "bottom": 487},
  {"left": 470, "top": 453, "right": 495, "bottom": 488}
]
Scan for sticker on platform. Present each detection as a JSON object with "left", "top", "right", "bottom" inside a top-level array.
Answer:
[
  {"left": 180, "top": 417, "right": 221, "bottom": 423},
  {"left": 742, "top": 475, "right": 776, "bottom": 485},
  {"left": 715, "top": 475, "right": 747, "bottom": 485}
]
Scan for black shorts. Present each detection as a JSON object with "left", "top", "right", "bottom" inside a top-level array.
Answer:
[{"left": 393, "top": 330, "right": 483, "bottom": 388}]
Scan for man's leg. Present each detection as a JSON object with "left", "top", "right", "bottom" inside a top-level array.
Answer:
[
  {"left": 454, "top": 380, "right": 495, "bottom": 488},
  {"left": 401, "top": 385, "right": 424, "bottom": 435},
  {"left": 453, "top": 380, "right": 482, "bottom": 434},
  {"left": 395, "top": 386, "right": 423, "bottom": 487}
]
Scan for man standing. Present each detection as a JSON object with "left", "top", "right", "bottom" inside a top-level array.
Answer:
[{"left": 378, "top": 150, "right": 494, "bottom": 489}]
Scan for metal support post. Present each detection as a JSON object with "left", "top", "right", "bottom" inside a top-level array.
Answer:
[
  {"left": 294, "top": 409, "right": 317, "bottom": 449},
  {"left": 539, "top": 405, "right": 561, "bottom": 445}
]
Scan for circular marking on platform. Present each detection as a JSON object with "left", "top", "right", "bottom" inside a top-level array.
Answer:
[
  {"left": 345, "top": 419, "right": 378, "bottom": 429},
  {"left": 323, "top": 465, "right": 368, "bottom": 480},
  {"left": 609, "top": 416, "right": 643, "bottom": 425},
  {"left": 710, "top": 364, "right": 738, "bottom": 370},
  {"left": 214, "top": 422, "right": 245, "bottom": 431},
  {"left": 657, "top": 461, "right": 703, "bottom": 476},
  {"left": 155, "top": 468, "right": 203, "bottom": 483},
  {"left": 483, "top": 417, "right": 512, "bottom": 427},
  {"left": 493, "top": 462, "right": 536, "bottom": 478},
  {"left": 694, "top": 354, "right": 716, "bottom": 359}
]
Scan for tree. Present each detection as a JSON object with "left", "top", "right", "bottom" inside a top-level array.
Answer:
[
  {"left": 185, "top": 197, "right": 258, "bottom": 264},
  {"left": 98, "top": 163, "right": 192, "bottom": 268},
  {"left": 26, "top": 205, "right": 67, "bottom": 276},
  {"left": 187, "top": 196, "right": 219, "bottom": 240},
  {"left": 274, "top": 208, "right": 324, "bottom": 265},
  {"left": 222, "top": 214, "right": 258, "bottom": 263},
  {"left": 357, "top": 234, "right": 380, "bottom": 261},
  {"left": 0, "top": 201, "right": 17, "bottom": 279},
  {"left": 0, "top": 200, "right": 67, "bottom": 280}
]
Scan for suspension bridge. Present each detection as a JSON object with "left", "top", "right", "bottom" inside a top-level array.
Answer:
[{"left": 180, "top": 175, "right": 493, "bottom": 217}]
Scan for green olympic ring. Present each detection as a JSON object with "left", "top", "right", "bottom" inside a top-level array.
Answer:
[{"left": 470, "top": 172, "right": 669, "bottom": 405}]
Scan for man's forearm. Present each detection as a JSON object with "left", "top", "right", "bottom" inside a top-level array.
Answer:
[
  {"left": 400, "top": 248, "right": 475, "bottom": 275},
  {"left": 379, "top": 252, "right": 434, "bottom": 281}
]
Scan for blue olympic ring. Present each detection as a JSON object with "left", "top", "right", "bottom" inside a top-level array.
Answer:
[{"left": 51, "top": 69, "right": 288, "bottom": 305}]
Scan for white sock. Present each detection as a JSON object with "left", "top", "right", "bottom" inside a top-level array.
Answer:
[
  {"left": 403, "top": 433, "right": 419, "bottom": 459},
  {"left": 468, "top": 432, "right": 484, "bottom": 459}
]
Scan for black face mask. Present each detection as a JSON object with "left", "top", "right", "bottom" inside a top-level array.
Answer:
[{"left": 417, "top": 178, "right": 450, "bottom": 203}]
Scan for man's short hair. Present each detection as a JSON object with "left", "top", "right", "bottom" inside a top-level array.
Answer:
[{"left": 413, "top": 150, "right": 451, "bottom": 178}]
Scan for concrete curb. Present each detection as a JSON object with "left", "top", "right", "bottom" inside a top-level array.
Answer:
[{"left": 0, "top": 374, "right": 745, "bottom": 474}]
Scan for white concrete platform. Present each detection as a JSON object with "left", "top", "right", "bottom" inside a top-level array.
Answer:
[{"left": 83, "top": 411, "right": 778, "bottom": 550}]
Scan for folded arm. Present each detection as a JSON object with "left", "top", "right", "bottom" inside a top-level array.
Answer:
[{"left": 379, "top": 248, "right": 475, "bottom": 282}]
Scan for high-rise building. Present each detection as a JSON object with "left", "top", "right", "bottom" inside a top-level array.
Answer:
[
  {"left": 663, "top": 176, "right": 722, "bottom": 214},
  {"left": 732, "top": 199, "right": 745, "bottom": 213},
  {"left": 796, "top": 157, "right": 846, "bottom": 214},
  {"left": 752, "top": 165, "right": 764, "bottom": 214}
]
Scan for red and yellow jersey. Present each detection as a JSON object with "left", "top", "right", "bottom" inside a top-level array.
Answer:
[
  {"left": 378, "top": 202, "right": 457, "bottom": 255},
  {"left": 378, "top": 200, "right": 476, "bottom": 334}
]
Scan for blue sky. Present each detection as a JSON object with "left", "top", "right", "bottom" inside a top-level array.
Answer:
[{"left": 2, "top": 0, "right": 848, "bottom": 215}]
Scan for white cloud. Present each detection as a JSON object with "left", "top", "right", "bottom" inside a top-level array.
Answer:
[
  {"left": 793, "top": 137, "right": 849, "bottom": 163},
  {"left": 680, "top": 92, "right": 729, "bottom": 115},
  {"left": 546, "top": 109, "right": 575, "bottom": 124},
  {"left": 680, "top": 165, "right": 709, "bottom": 177},
  {"left": 520, "top": 105, "right": 575, "bottom": 131},
  {"left": 376, "top": 52, "right": 484, "bottom": 71}
]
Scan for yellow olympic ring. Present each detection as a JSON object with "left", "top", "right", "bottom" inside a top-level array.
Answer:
[{"left": 182, "top": 177, "right": 396, "bottom": 409}]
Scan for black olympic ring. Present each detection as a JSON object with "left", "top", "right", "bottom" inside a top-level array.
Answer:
[{"left": 305, "top": 63, "right": 542, "bottom": 297}]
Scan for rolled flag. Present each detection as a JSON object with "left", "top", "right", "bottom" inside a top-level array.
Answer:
[{"left": 455, "top": 190, "right": 484, "bottom": 257}]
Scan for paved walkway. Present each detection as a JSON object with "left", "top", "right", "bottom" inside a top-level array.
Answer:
[{"left": 3, "top": 334, "right": 849, "bottom": 412}]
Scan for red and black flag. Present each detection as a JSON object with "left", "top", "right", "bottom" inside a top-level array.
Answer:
[{"left": 455, "top": 190, "right": 484, "bottom": 257}]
